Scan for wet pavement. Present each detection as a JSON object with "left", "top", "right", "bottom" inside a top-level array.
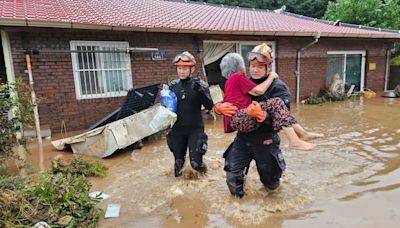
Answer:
[{"left": 22, "top": 97, "right": 400, "bottom": 228}]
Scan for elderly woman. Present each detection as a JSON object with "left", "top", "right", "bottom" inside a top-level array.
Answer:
[
  {"left": 217, "top": 49, "right": 316, "bottom": 198},
  {"left": 219, "top": 53, "right": 278, "bottom": 133},
  {"left": 220, "top": 53, "right": 314, "bottom": 147}
]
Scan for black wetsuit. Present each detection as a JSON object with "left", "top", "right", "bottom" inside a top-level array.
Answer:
[
  {"left": 166, "top": 77, "right": 214, "bottom": 177},
  {"left": 223, "top": 76, "right": 289, "bottom": 197}
]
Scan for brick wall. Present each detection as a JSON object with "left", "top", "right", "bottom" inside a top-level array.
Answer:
[
  {"left": 5, "top": 28, "right": 391, "bottom": 132},
  {"left": 7, "top": 28, "right": 201, "bottom": 132},
  {"left": 273, "top": 37, "right": 390, "bottom": 100},
  {"left": 199, "top": 35, "right": 390, "bottom": 100}
]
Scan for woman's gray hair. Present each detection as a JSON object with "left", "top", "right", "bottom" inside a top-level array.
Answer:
[{"left": 220, "top": 53, "right": 246, "bottom": 79}]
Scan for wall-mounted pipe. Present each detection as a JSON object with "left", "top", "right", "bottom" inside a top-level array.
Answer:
[{"left": 295, "top": 32, "right": 321, "bottom": 104}]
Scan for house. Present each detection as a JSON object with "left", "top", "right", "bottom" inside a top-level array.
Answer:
[{"left": 1, "top": 0, "right": 399, "bottom": 132}]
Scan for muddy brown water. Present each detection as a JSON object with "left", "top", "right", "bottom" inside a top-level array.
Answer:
[{"left": 20, "top": 97, "right": 399, "bottom": 228}]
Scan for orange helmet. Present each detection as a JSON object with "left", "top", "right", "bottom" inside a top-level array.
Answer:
[
  {"left": 247, "top": 43, "right": 273, "bottom": 66},
  {"left": 173, "top": 51, "right": 196, "bottom": 66}
]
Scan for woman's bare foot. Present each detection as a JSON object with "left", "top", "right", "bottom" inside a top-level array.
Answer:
[
  {"left": 289, "top": 140, "right": 316, "bottom": 151},
  {"left": 300, "top": 132, "right": 325, "bottom": 141}
]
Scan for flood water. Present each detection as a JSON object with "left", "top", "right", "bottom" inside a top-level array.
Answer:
[{"left": 22, "top": 97, "right": 400, "bottom": 228}]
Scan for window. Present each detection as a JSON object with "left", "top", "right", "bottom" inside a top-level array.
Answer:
[
  {"left": 326, "top": 51, "right": 366, "bottom": 92},
  {"left": 70, "top": 41, "right": 132, "bottom": 99}
]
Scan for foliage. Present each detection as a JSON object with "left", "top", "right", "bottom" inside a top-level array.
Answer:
[
  {"left": 191, "top": 0, "right": 280, "bottom": 9},
  {"left": 0, "top": 158, "right": 107, "bottom": 227},
  {"left": 0, "top": 81, "right": 35, "bottom": 171},
  {"left": 32, "top": 173, "right": 103, "bottom": 227},
  {"left": 323, "top": 0, "right": 400, "bottom": 64},
  {"left": 303, "top": 93, "right": 327, "bottom": 104},
  {"left": 51, "top": 158, "right": 108, "bottom": 177},
  {"left": 324, "top": 0, "right": 400, "bottom": 30},
  {"left": 390, "top": 55, "right": 400, "bottom": 65},
  {"left": 0, "top": 184, "right": 52, "bottom": 227},
  {"left": 191, "top": 0, "right": 330, "bottom": 18},
  {"left": 304, "top": 89, "right": 349, "bottom": 105},
  {"left": 0, "top": 175, "right": 28, "bottom": 191},
  {"left": 280, "top": 0, "right": 331, "bottom": 18},
  {"left": 379, "top": 0, "right": 400, "bottom": 30}
]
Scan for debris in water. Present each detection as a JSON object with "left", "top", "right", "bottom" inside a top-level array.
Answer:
[
  {"left": 170, "top": 185, "right": 184, "bottom": 196},
  {"left": 105, "top": 204, "right": 121, "bottom": 218},
  {"left": 32, "top": 221, "right": 50, "bottom": 228},
  {"left": 89, "top": 191, "right": 110, "bottom": 200}
]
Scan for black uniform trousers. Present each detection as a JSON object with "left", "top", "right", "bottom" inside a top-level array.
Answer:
[
  {"left": 167, "top": 125, "right": 208, "bottom": 174},
  {"left": 224, "top": 134, "right": 285, "bottom": 197}
]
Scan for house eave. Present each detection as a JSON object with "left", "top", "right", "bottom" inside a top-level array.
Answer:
[{"left": 1, "top": 18, "right": 400, "bottom": 39}]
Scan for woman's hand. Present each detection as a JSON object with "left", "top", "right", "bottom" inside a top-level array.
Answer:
[{"left": 269, "top": 72, "right": 279, "bottom": 79}]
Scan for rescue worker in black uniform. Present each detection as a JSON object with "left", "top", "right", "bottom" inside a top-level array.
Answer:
[
  {"left": 215, "top": 44, "right": 288, "bottom": 197},
  {"left": 167, "top": 51, "right": 214, "bottom": 177}
]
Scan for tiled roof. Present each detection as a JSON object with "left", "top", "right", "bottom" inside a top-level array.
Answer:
[{"left": 1, "top": 0, "right": 399, "bottom": 38}]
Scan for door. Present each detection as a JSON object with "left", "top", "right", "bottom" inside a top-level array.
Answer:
[{"left": 327, "top": 51, "right": 366, "bottom": 92}]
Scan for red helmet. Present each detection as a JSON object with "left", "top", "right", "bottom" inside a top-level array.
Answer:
[{"left": 173, "top": 51, "right": 196, "bottom": 66}]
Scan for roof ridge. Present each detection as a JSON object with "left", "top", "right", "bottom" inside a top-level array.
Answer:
[
  {"left": 166, "top": 0, "right": 273, "bottom": 13},
  {"left": 167, "top": 0, "right": 400, "bottom": 34},
  {"left": 281, "top": 11, "right": 400, "bottom": 34}
]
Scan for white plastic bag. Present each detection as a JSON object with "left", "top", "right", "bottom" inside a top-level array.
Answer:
[{"left": 149, "top": 106, "right": 177, "bottom": 131}]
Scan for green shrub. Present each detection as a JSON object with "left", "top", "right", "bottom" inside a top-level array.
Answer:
[
  {"left": 0, "top": 81, "right": 35, "bottom": 171},
  {"left": 51, "top": 157, "right": 108, "bottom": 177},
  {"left": 0, "top": 158, "right": 107, "bottom": 227},
  {"left": 390, "top": 55, "right": 400, "bottom": 65},
  {"left": 304, "top": 90, "right": 349, "bottom": 105}
]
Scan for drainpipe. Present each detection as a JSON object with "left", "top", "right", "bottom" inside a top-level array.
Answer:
[
  {"left": 384, "top": 43, "right": 395, "bottom": 91},
  {"left": 295, "top": 32, "right": 321, "bottom": 104}
]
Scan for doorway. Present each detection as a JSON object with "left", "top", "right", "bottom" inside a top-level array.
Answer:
[
  {"left": 203, "top": 41, "right": 276, "bottom": 91},
  {"left": 326, "top": 51, "right": 366, "bottom": 92}
]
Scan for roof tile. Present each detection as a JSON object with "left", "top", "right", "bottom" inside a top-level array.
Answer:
[{"left": 0, "top": 0, "right": 397, "bottom": 37}]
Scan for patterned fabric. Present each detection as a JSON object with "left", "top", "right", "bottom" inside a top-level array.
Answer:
[
  {"left": 230, "top": 109, "right": 260, "bottom": 133},
  {"left": 264, "top": 97, "right": 297, "bottom": 130},
  {"left": 230, "top": 97, "right": 297, "bottom": 133}
]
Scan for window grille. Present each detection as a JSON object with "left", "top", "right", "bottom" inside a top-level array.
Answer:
[{"left": 70, "top": 41, "right": 132, "bottom": 99}]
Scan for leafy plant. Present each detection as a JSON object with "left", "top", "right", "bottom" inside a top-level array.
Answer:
[
  {"left": 304, "top": 89, "right": 349, "bottom": 105},
  {"left": 0, "top": 81, "right": 35, "bottom": 171},
  {"left": 51, "top": 158, "right": 108, "bottom": 177},
  {"left": 0, "top": 158, "right": 107, "bottom": 227},
  {"left": 391, "top": 55, "right": 400, "bottom": 65},
  {"left": 324, "top": 0, "right": 400, "bottom": 30}
]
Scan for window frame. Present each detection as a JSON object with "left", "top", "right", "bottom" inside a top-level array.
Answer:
[
  {"left": 327, "top": 50, "right": 366, "bottom": 92},
  {"left": 70, "top": 41, "right": 133, "bottom": 100}
]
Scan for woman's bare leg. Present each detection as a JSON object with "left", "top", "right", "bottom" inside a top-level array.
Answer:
[
  {"left": 293, "top": 123, "right": 324, "bottom": 141},
  {"left": 282, "top": 127, "right": 315, "bottom": 151}
]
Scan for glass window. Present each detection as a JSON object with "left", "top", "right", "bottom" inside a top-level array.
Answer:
[{"left": 70, "top": 41, "right": 132, "bottom": 99}]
